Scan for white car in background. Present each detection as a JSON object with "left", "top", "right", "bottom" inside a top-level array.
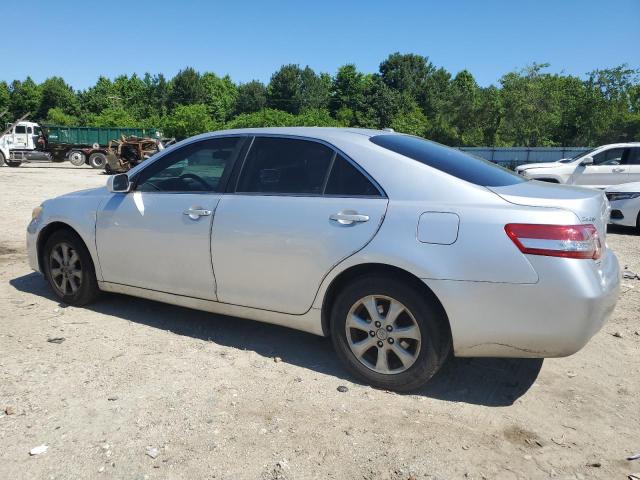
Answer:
[
  {"left": 516, "top": 143, "right": 640, "bottom": 188},
  {"left": 606, "top": 182, "right": 640, "bottom": 230}
]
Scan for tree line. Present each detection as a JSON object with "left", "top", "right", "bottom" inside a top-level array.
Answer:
[{"left": 1, "top": 53, "right": 638, "bottom": 146}]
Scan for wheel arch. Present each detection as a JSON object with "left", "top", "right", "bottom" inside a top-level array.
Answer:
[
  {"left": 320, "top": 262, "right": 452, "bottom": 341},
  {"left": 37, "top": 222, "right": 92, "bottom": 273}
]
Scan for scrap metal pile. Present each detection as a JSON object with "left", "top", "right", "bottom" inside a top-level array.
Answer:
[{"left": 105, "top": 135, "right": 175, "bottom": 174}]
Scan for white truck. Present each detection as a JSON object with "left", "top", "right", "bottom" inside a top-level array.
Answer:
[
  {"left": 0, "top": 118, "right": 52, "bottom": 167},
  {"left": 1, "top": 116, "right": 163, "bottom": 168}
]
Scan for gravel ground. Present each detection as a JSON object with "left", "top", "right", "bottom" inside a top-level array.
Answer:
[{"left": 1, "top": 163, "right": 639, "bottom": 480}]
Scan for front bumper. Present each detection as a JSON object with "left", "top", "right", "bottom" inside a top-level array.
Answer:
[
  {"left": 427, "top": 249, "right": 621, "bottom": 357},
  {"left": 26, "top": 218, "right": 41, "bottom": 272}
]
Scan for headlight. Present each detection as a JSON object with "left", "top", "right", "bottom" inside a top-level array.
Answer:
[
  {"left": 606, "top": 192, "right": 640, "bottom": 201},
  {"left": 31, "top": 206, "right": 43, "bottom": 220}
]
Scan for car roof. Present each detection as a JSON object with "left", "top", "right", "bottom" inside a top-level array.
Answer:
[{"left": 202, "top": 126, "right": 394, "bottom": 142}]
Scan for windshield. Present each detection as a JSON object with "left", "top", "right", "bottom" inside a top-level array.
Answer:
[
  {"left": 370, "top": 134, "right": 526, "bottom": 187},
  {"left": 568, "top": 148, "right": 596, "bottom": 161}
]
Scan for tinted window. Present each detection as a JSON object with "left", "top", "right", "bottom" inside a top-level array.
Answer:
[
  {"left": 592, "top": 148, "right": 625, "bottom": 165},
  {"left": 27, "top": 127, "right": 33, "bottom": 134},
  {"left": 325, "top": 154, "right": 381, "bottom": 196},
  {"left": 627, "top": 148, "right": 640, "bottom": 165},
  {"left": 237, "top": 137, "right": 333, "bottom": 194},
  {"left": 370, "top": 135, "right": 524, "bottom": 187},
  {"left": 136, "top": 137, "right": 242, "bottom": 192},
  {"left": 15, "top": 125, "right": 26, "bottom": 134}
]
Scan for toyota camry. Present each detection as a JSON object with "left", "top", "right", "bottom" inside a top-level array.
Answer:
[{"left": 27, "top": 128, "right": 620, "bottom": 391}]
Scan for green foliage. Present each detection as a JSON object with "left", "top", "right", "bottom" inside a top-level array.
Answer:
[
  {"left": 226, "top": 108, "right": 296, "bottom": 128},
  {"left": 45, "top": 107, "right": 78, "bottom": 126},
  {"left": 2, "top": 55, "right": 639, "bottom": 145},
  {"left": 87, "top": 107, "right": 138, "bottom": 128},
  {"left": 163, "top": 104, "right": 215, "bottom": 139},
  {"left": 235, "top": 81, "right": 267, "bottom": 114}
]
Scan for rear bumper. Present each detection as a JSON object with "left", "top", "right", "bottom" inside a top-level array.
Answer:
[{"left": 427, "top": 249, "right": 620, "bottom": 357}]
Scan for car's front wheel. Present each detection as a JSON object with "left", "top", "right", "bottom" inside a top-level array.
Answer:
[
  {"left": 43, "top": 229, "right": 100, "bottom": 305},
  {"left": 330, "top": 275, "right": 450, "bottom": 392}
]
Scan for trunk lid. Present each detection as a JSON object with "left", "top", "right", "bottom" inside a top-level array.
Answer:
[{"left": 488, "top": 180, "right": 610, "bottom": 239}]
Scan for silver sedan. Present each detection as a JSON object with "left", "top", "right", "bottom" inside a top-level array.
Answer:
[{"left": 27, "top": 128, "right": 620, "bottom": 391}]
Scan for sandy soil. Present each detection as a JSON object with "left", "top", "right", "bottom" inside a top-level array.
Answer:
[{"left": 1, "top": 162, "right": 639, "bottom": 480}]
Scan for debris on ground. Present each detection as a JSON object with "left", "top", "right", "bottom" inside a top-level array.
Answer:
[
  {"left": 29, "top": 445, "right": 48, "bottom": 456},
  {"left": 612, "top": 332, "right": 623, "bottom": 338},
  {"left": 622, "top": 267, "right": 640, "bottom": 280},
  {"left": 337, "top": 385, "right": 349, "bottom": 393},
  {"left": 107, "top": 395, "right": 119, "bottom": 401},
  {"left": 145, "top": 447, "right": 159, "bottom": 459},
  {"left": 5, "top": 405, "right": 16, "bottom": 415},
  {"left": 273, "top": 356, "right": 282, "bottom": 363},
  {"left": 628, "top": 453, "right": 640, "bottom": 461},
  {"left": 47, "top": 337, "right": 65, "bottom": 344}
]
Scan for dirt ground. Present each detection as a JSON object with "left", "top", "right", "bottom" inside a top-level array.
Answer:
[{"left": 1, "top": 163, "right": 639, "bottom": 480}]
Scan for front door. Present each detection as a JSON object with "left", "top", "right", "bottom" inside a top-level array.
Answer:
[
  {"left": 96, "top": 136, "right": 245, "bottom": 300},
  {"left": 212, "top": 136, "right": 388, "bottom": 314},
  {"left": 572, "top": 147, "right": 627, "bottom": 187},
  {"left": 13, "top": 124, "right": 28, "bottom": 148}
]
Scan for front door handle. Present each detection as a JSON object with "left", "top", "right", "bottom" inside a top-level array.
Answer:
[
  {"left": 183, "top": 206, "right": 212, "bottom": 220},
  {"left": 329, "top": 211, "right": 370, "bottom": 225},
  {"left": 612, "top": 167, "right": 625, "bottom": 173}
]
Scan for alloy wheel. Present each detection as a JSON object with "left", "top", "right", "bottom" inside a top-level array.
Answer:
[
  {"left": 345, "top": 295, "right": 422, "bottom": 374},
  {"left": 49, "top": 242, "right": 83, "bottom": 296}
]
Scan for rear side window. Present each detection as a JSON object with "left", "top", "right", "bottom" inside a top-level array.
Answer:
[
  {"left": 237, "top": 137, "right": 333, "bottom": 194},
  {"left": 370, "top": 134, "right": 525, "bottom": 187},
  {"left": 627, "top": 148, "right": 640, "bottom": 165},
  {"left": 325, "top": 154, "right": 381, "bottom": 196},
  {"left": 15, "top": 125, "right": 26, "bottom": 134}
]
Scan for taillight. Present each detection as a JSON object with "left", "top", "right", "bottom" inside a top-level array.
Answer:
[{"left": 505, "top": 224, "right": 602, "bottom": 260}]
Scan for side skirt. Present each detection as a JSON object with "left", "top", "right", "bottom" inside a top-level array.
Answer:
[{"left": 98, "top": 281, "right": 325, "bottom": 336}]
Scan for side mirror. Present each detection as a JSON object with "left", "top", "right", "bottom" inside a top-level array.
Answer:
[
  {"left": 107, "top": 173, "right": 131, "bottom": 193},
  {"left": 581, "top": 156, "right": 594, "bottom": 166}
]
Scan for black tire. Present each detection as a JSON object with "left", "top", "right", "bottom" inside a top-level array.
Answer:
[
  {"left": 89, "top": 152, "right": 107, "bottom": 169},
  {"left": 330, "top": 275, "right": 451, "bottom": 392},
  {"left": 43, "top": 229, "right": 100, "bottom": 306}
]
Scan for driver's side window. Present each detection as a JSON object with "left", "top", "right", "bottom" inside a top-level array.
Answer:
[
  {"left": 592, "top": 148, "right": 625, "bottom": 166},
  {"left": 136, "top": 137, "right": 243, "bottom": 193}
]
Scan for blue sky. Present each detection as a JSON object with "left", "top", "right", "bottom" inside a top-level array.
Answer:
[{"left": 2, "top": 0, "right": 638, "bottom": 90}]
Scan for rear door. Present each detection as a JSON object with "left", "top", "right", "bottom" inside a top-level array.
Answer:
[
  {"left": 211, "top": 136, "right": 388, "bottom": 314},
  {"left": 572, "top": 147, "right": 628, "bottom": 187},
  {"left": 626, "top": 147, "right": 640, "bottom": 182}
]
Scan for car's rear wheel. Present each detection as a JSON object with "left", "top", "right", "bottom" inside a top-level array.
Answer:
[
  {"left": 330, "top": 275, "right": 450, "bottom": 392},
  {"left": 43, "top": 229, "right": 100, "bottom": 306}
]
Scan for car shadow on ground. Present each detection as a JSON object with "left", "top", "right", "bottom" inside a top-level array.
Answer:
[
  {"left": 607, "top": 224, "right": 639, "bottom": 236},
  {"left": 10, "top": 272, "right": 542, "bottom": 407}
]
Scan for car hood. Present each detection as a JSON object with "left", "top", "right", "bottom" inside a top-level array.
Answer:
[
  {"left": 488, "top": 180, "right": 610, "bottom": 238},
  {"left": 55, "top": 186, "right": 108, "bottom": 200},
  {"left": 605, "top": 182, "right": 640, "bottom": 193},
  {"left": 516, "top": 161, "right": 567, "bottom": 171}
]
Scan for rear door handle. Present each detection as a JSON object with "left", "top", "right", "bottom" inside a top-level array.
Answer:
[
  {"left": 612, "top": 167, "right": 625, "bottom": 172},
  {"left": 329, "top": 211, "right": 370, "bottom": 225},
  {"left": 183, "top": 207, "right": 212, "bottom": 220}
]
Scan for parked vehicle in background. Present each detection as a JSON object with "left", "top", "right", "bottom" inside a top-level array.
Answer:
[
  {"left": 27, "top": 128, "right": 620, "bottom": 391},
  {"left": 515, "top": 143, "right": 640, "bottom": 188},
  {"left": 0, "top": 117, "right": 161, "bottom": 168},
  {"left": 606, "top": 182, "right": 640, "bottom": 230}
]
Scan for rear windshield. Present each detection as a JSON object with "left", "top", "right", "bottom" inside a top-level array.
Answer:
[{"left": 370, "top": 134, "right": 525, "bottom": 187}]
